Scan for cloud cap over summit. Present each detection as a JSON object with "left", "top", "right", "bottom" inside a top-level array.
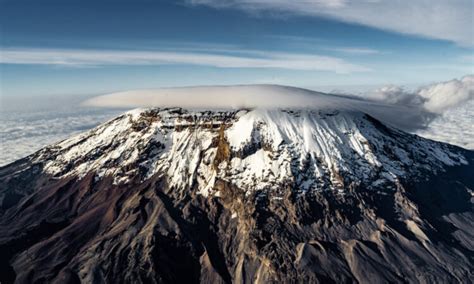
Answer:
[{"left": 84, "top": 75, "right": 473, "bottom": 133}]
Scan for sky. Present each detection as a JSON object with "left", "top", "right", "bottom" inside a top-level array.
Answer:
[{"left": 1, "top": 0, "right": 473, "bottom": 98}]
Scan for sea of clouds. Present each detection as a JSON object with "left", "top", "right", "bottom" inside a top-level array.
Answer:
[{"left": 0, "top": 96, "right": 125, "bottom": 166}]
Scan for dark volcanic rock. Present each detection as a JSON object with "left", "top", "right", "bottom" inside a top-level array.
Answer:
[{"left": 0, "top": 108, "right": 472, "bottom": 283}]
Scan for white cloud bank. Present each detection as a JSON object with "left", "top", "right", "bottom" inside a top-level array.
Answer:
[
  {"left": 365, "top": 75, "right": 474, "bottom": 113},
  {"left": 0, "top": 106, "right": 124, "bottom": 166},
  {"left": 361, "top": 75, "right": 474, "bottom": 149},
  {"left": 84, "top": 75, "right": 473, "bottom": 137},
  {"left": 82, "top": 84, "right": 429, "bottom": 131},
  {"left": 83, "top": 85, "right": 348, "bottom": 109},
  {"left": 419, "top": 76, "right": 474, "bottom": 113},
  {"left": 189, "top": 0, "right": 474, "bottom": 46},
  {"left": 417, "top": 99, "right": 474, "bottom": 150},
  {"left": 0, "top": 48, "right": 369, "bottom": 73}
]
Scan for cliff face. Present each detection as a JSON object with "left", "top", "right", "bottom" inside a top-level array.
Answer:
[{"left": 0, "top": 108, "right": 472, "bottom": 283}]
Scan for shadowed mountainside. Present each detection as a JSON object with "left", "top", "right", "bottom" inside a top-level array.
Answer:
[{"left": 0, "top": 107, "right": 473, "bottom": 283}]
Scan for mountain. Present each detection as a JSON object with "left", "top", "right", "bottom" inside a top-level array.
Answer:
[{"left": 0, "top": 104, "right": 473, "bottom": 283}]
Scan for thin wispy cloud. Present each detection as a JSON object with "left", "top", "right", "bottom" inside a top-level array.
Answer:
[
  {"left": 460, "top": 54, "right": 474, "bottom": 62},
  {"left": 0, "top": 48, "right": 370, "bottom": 74},
  {"left": 266, "top": 35, "right": 381, "bottom": 55},
  {"left": 188, "top": 0, "right": 474, "bottom": 46},
  {"left": 327, "top": 47, "right": 380, "bottom": 55}
]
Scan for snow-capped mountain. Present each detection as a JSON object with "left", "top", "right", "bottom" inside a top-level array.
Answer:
[
  {"left": 25, "top": 107, "right": 468, "bottom": 195},
  {"left": 0, "top": 99, "right": 473, "bottom": 282}
]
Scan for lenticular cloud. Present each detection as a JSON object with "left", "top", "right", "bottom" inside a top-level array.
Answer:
[
  {"left": 84, "top": 85, "right": 358, "bottom": 109},
  {"left": 83, "top": 75, "right": 473, "bottom": 133},
  {"left": 83, "top": 84, "right": 431, "bottom": 132}
]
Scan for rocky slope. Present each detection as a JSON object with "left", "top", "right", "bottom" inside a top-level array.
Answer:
[{"left": 0, "top": 107, "right": 473, "bottom": 283}]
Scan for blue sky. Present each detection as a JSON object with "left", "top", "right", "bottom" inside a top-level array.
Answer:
[{"left": 1, "top": 0, "right": 473, "bottom": 97}]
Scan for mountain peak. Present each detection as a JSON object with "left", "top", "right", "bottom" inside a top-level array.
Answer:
[
  {"left": 1, "top": 107, "right": 472, "bottom": 283},
  {"left": 31, "top": 108, "right": 466, "bottom": 197}
]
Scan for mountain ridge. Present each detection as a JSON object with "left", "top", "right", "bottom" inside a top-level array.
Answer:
[{"left": 0, "top": 107, "right": 472, "bottom": 283}]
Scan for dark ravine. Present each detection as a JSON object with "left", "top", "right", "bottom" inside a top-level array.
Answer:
[{"left": 0, "top": 107, "right": 473, "bottom": 283}]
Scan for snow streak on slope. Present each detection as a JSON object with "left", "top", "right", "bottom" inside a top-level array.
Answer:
[{"left": 35, "top": 108, "right": 467, "bottom": 198}]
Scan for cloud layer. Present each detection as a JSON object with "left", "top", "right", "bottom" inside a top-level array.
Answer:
[
  {"left": 360, "top": 75, "right": 474, "bottom": 149},
  {"left": 84, "top": 75, "right": 473, "bottom": 135},
  {"left": 416, "top": 99, "right": 474, "bottom": 150},
  {"left": 0, "top": 106, "right": 124, "bottom": 166},
  {"left": 419, "top": 76, "right": 474, "bottom": 113},
  {"left": 83, "top": 84, "right": 434, "bottom": 131},
  {"left": 365, "top": 75, "right": 474, "bottom": 113},
  {"left": 0, "top": 48, "right": 369, "bottom": 74},
  {"left": 189, "top": 0, "right": 474, "bottom": 46}
]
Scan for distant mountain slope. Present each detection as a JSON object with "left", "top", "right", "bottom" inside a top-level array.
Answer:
[{"left": 0, "top": 107, "right": 472, "bottom": 283}]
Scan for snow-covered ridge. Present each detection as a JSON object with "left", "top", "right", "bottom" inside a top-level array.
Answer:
[{"left": 34, "top": 107, "right": 467, "bottom": 197}]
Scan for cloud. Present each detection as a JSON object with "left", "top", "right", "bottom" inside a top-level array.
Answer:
[
  {"left": 0, "top": 48, "right": 370, "bottom": 74},
  {"left": 356, "top": 75, "right": 474, "bottom": 148},
  {"left": 366, "top": 85, "right": 426, "bottom": 106},
  {"left": 416, "top": 99, "right": 474, "bottom": 149},
  {"left": 188, "top": 0, "right": 474, "bottom": 46},
  {"left": 327, "top": 47, "right": 381, "bottom": 55},
  {"left": 0, "top": 105, "right": 124, "bottom": 166},
  {"left": 366, "top": 75, "right": 474, "bottom": 113},
  {"left": 419, "top": 76, "right": 474, "bottom": 113},
  {"left": 83, "top": 84, "right": 432, "bottom": 131},
  {"left": 83, "top": 75, "right": 473, "bottom": 135},
  {"left": 460, "top": 54, "right": 474, "bottom": 62},
  {"left": 190, "top": 0, "right": 347, "bottom": 10},
  {"left": 266, "top": 35, "right": 381, "bottom": 55}
]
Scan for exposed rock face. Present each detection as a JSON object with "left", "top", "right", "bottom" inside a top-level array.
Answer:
[{"left": 0, "top": 108, "right": 472, "bottom": 283}]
